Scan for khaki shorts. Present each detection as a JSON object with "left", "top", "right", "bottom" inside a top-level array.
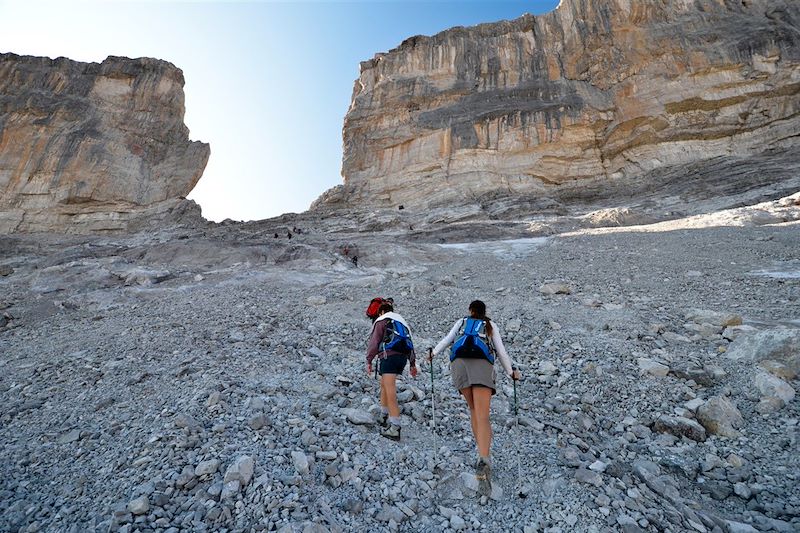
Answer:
[{"left": 451, "top": 357, "right": 496, "bottom": 395}]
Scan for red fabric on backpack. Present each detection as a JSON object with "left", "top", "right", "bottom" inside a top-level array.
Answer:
[{"left": 366, "top": 297, "right": 386, "bottom": 320}]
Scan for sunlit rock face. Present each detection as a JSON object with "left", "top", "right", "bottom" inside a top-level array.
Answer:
[
  {"left": 323, "top": 0, "right": 800, "bottom": 210},
  {"left": 0, "top": 53, "right": 209, "bottom": 233}
]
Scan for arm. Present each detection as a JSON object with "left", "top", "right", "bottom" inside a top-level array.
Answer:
[
  {"left": 432, "top": 320, "right": 463, "bottom": 357},
  {"left": 490, "top": 324, "right": 514, "bottom": 377},
  {"left": 366, "top": 320, "right": 387, "bottom": 365}
]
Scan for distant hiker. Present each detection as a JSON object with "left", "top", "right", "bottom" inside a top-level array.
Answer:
[
  {"left": 343, "top": 245, "right": 350, "bottom": 257},
  {"left": 287, "top": 230, "right": 292, "bottom": 239},
  {"left": 352, "top": 256, "right": 358, "bottom": 267},
  {"left": 367, "top": 302, "right": 417, "bottom": 441},
  {"left": 429, "top": 300, "right": 521, "bottom": 485}
]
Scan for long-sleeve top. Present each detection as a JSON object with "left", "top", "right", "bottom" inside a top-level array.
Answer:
[
  {"left": 366, "top": 312, "right": 417, "bottom": 367},
  {"left": 432, "top": 318, "right": 514, "bottom": 376}
]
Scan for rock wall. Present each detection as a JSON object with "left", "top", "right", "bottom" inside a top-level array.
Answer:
[
  {"left": 0, "top": 54, "right": 209, "bottom": 232},
  {"left": 324, "top": 0, "right": 800, "bottom": 210}
]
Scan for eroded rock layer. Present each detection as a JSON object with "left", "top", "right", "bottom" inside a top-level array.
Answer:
[
  {"left": 325, "top": 0, "right": 800, "bottom": 209},
  {"left": 0, "top": 54, "right": 209, "bottom": 232}
]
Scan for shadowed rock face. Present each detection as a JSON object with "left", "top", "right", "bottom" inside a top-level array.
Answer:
[
  {"left": 323, "top": 0, "right": 800, "bottom": 210},
  {"left": 0, "top": 54, "right": 210, "bottom": 233}
]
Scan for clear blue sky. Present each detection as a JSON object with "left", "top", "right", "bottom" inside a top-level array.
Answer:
[{"left": 0, "top": 0, "right": 560, "bottom": 221}]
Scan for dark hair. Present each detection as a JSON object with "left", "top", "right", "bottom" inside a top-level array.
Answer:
[
  {"left": 468, "top": 300, "right": 493, "bottom": 336},
  {"left": 378, "top": 302, "right": 394, "bottom": 315}
]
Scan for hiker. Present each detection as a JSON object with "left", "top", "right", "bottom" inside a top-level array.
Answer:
[
  {"left": 429, "top": 300, "right": 521, "bottom": 483},
  {"left": 352, "top": 255, "right": 358, "bottom": 267},
  {"left": 366, "top": 301, "right": 417, "bottom": 441},
  {"left": 366, "top": 297, "right": 395, "bottom": 322}
]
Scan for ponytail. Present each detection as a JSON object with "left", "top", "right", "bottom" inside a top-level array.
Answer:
[{"left": 468, "top": 300, "right": 493, "bottom": 336}]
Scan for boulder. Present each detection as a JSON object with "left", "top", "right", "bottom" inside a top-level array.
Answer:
[
  {"left": 684, "top": 309, "right": 742, "bottom": 328},
  {"left": 696, "top": 396, "right": 744, "bottom": 438},
  {"left": 638, "top": 358, "right": 670, "bottom": 377},
  {"left": 726, "top": 329, "right": 800, "bottom": 375},
  {"left": 754, "top": 371, "right": 795, "bottom": 405},
  {"left": 653, "top": 415, "right": 707, "bottom": 442},
  {"left": 223, "top": 456, "right": 255, "bottom": 487}
]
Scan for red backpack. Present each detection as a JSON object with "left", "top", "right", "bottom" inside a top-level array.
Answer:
[{"left": 366, "top": 297, "right": 388, "bottom": 320}]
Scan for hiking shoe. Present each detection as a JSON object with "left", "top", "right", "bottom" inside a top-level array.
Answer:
[
  {"left": 380, "top": 424, "right": 401, "bottom": 441},
  {"left": 475, "top": 457, "right": 491, "bottom": 481},
  {"left": 377, "top": 412, "right": 389, "bottom": 427}
]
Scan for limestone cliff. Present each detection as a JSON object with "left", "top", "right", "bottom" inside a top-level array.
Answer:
[
  {"left": 0, "top": 54, "right": 209, "bottom": 233},
  {"left": 323, "top": 0, "right": 800, "bottom": 210}
]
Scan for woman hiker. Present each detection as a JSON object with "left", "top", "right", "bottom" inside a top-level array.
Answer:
[
  {"left": 429, "top": 300, "right": 521, "bottom": 484},
  {"left": 366, "top": 301, "right": 418, "bottom": 441}
]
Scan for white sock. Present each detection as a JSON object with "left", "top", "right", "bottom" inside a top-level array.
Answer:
[
  {"left": 381, "top": 406, "right": 389, "bottom": 415},
  {"left": 388, "top": 416, "right": 401, "bottom": 426}
]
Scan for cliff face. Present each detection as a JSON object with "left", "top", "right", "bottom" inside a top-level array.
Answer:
[
  {"left": 326, "top": 0, "right": 800, "bottom": 210},
  {"left": 0, "top": 54, "right": 209, "bottom": 233}
]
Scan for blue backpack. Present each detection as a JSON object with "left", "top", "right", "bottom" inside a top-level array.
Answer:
[
  {"left": 381, "top": 319, "right": 414, "bottom": 353},
  {"left": 450, "top": 318, "right": 494, "bottom": 363}
]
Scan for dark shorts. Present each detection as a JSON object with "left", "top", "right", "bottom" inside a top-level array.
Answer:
[{"left": 379, "top": 354, "right": 408, "bottom": 375}]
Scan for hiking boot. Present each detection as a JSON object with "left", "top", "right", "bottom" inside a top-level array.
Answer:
[
  {"left": 380, "top": 424, "right": 401, "bottom": 441},
  {"left": 377, "top": 412, "right": 389, "bottom": 427},
  {"left": 475, "top": 457, "right": 491, "bottom": 481},
  {"left": 475, "top": 457, "right": 492, "bottom": 496}
]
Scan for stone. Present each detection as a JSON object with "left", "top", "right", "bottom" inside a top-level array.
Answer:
[
  {"left": 315, "top": 451, "right": 337, "bottom": 461},
  {"left": 723, "top": 521, "right": 759, "bottom": 533},
  {"left": 539, "top": 283, "right": 572, "bottom": 295},
  {"left": 342, "top": 408, "right": 375, "bottom": 425},
  {"left": 754, "top": 371, "right": 795, "bottom": 405},
  {"left": 220, "top": 480, "right": 240, "bottom": 500},
  {"left": 291, "top": 451, "right": 310, "bottom": 475},
  {"left": 248, "top": 414, "right": 268, "bottom": 430},
  {"left": 722, "top": 325, "right": 758, "bottom": 341},
  {"left": 57, "top": 429, "right": 81, "bottom": 444},
  {"left": 756, "top": 396, "right": 785, "bottom": 414},
  {"left": 449, "top": 514, "right": 466, "bottom": 530},
  {"left": 726, "top": 329, "right": 800, "bottom": 375},
  {"left": 733, "top": 482, "right": 752, "bottom": 500},
  {"left": 0, "top": 53, "right": 209, "bottom": 233},
  {"left": 759, "top": 360, "right": 797, "bottom": 381},
  {"left": 684, "top": 309, "right": 742, "bottom": 327},
  {"left": 315, "top": 2, "right": 800, "bottom": 215},
  {"left": 127, "top": 496, "right": 149, "bottom": 515},
  {"left": 194, "top": 459, "right": 220, "bottom": 477},
  {"left": 653, "top": 415, "right": 707, "bottom": 442},
  {"left": 696, "top": 396, "right": 743, "bottom": 438},
  {"left": 538, "top": 360, "right": 558, "bottom": 376},
  {"left": 684, "top": 398, "right": 705, "bottom": 412},
  {"left": 588, "top": 460, "right": 607, "bottom": 473},
  {"left": 638, "top": 358, "right": 670, "bottom": 377},
  {"left": 174, "top": 413, "right": 199, "bottom": 430},
  {"left": 575, "top": 468, "right": 603, "bottom": 487},
  {"left": 223, "top": 456, "right": 255, "bottom": 487}
]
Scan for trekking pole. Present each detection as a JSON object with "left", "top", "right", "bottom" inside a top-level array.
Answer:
[
  {"left": 429, "top": 348, "right": 438, "bottom": 469},
  {"left": 513, "top": 375, "right": 525, "bottom": 498}
]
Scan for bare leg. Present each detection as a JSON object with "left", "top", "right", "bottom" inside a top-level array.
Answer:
[
  {"left": 471, "top": 386, "right": 493, "bottom": 458},
  {"left": 381, "top": 373, "right": 400, "bottom": 418},
  {"left": 460, "top": 387, "right": 479, "bottom": 444}
]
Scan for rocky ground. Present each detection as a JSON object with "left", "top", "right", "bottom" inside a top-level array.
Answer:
[{"left": 1, "top": 198, "right": 799, "bottom": 533}]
